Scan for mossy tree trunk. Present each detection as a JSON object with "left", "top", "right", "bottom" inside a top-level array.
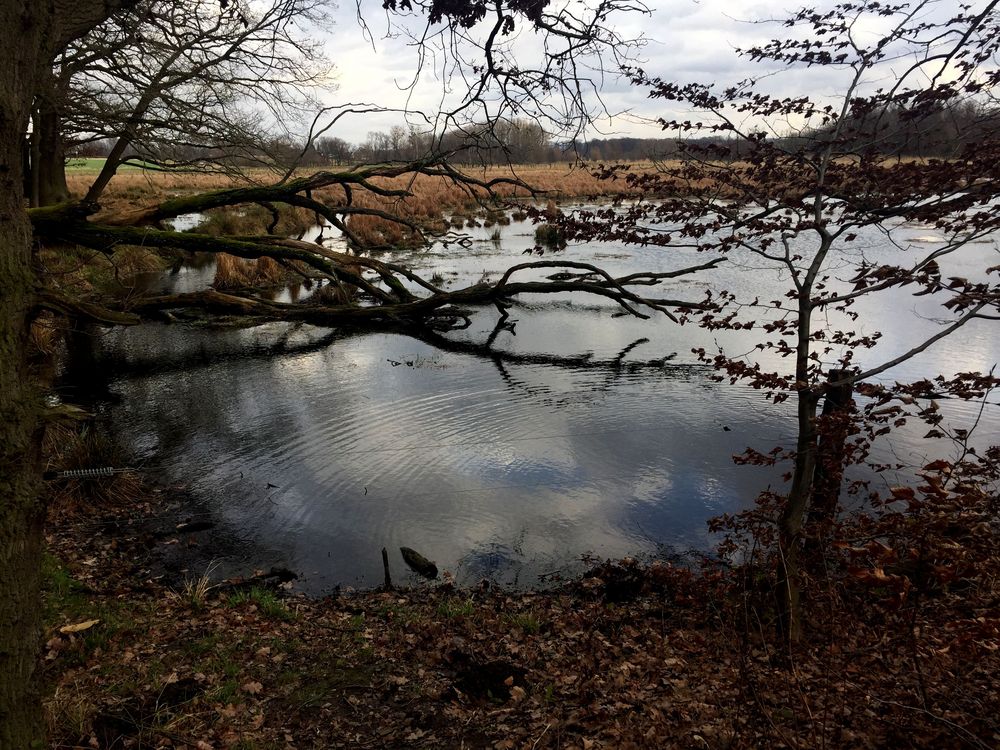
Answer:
[
  {"left": 30, "top": 69, "right": 70, "bottom": 207},
  {"left": 1, "top": 0, "right": 133, "bottom": 742},
  {"left": 0, "top": 3, "right": 47, "bottom": 743}
]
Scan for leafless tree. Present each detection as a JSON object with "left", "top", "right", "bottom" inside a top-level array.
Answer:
[{"left": 28, "top": 0, "right": 332, "bottom": 206}]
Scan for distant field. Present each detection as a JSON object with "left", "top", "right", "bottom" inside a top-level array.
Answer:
[{"left": 65, "top": 157, "right": 156, "bottom": 172}]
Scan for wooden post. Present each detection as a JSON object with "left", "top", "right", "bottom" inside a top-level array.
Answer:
[{"left": 381, "top": 547, "right": 392, "bottom": 590}]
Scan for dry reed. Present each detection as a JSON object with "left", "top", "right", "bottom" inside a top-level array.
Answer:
[
  {"left": 29, "top": 311, "right": 62, "bottom": 357},
  {"left": 110, "top": 246, "right": 166, "bottom": 277},
  {"left": 213, "top": 253, "right": 287, "bottom": 289},
  {"left": 70, "top": 163, "right": 667, "bottom": 223},
  {"left": 43, "top": 422, "right": 142, "bottom": 516}
]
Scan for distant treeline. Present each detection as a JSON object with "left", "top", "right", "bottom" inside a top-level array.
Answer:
[{"left": 71, "top": 104, "right": 994, "bottom": 165}]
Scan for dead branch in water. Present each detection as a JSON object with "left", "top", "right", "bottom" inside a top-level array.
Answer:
[
  {"left": 29, "top": 163, "right": 721, "bottom": 333},
  {"left": 29, "top": 156, "right": 722, "bottom": 335}
]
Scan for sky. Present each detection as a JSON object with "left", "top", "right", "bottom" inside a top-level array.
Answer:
[{"left": 309, "top": 0, "right": 859, "bottom": 144}]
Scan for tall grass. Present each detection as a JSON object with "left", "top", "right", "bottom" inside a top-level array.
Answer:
[
  {"left": 67, "top": 163, "right": 664, "bottom": 225},
  {"left": 213, "top": 254, "right": 286, "bottom": 289}
]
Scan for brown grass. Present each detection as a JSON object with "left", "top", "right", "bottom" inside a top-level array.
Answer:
[
  {"left": 213, "top": 253, "right": 287, "bottom": 289},
  {"left": 67, "top": 162, "right": 691, "bottom": 254},
  {"left": 29, "top": 311, "right": 62, "bottom": 358},
  {"left": 109, "top": 246, "right": 166, "bottom": 278},
  {"left": 69, "top": 163, "right": 664, "bottom": 224},
  {"left": 43, "top": 423, "right": 143, "bottom": 516}
]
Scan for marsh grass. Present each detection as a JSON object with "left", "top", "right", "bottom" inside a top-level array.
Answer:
[
  {"left": 213, "top": 253, "right": 287, "bottom": 289},
  {"left": 534, "top": 223, "right": 566, "bottom": 247},
  {"left": 43, "top": 423, "right": 142, "bottom": 514},
  {"left": 180, "top": 563, "right": 221, "bottom": 610},
  {"left": 30, "top": 310, "right": 62, "bottom": 358},
  {"left": 70, "top": 163, "right": 663, "bottom": 225},
  {"left": 110, "top": 245, "right": 167, "bottom": 278}
]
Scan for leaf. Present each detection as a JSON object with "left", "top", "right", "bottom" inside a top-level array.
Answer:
[
  {"left": 59, "top": 619, "right": 99, "bottom": 634},
  {"left": 241, "top": 680, "right": 263, "bottom": 695}
]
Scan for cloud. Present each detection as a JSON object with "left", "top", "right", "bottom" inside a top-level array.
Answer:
[{"left": 312, "top": 0, "right": 904, "bottom": 142}]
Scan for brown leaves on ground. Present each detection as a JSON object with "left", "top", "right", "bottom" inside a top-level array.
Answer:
[{"left": 42, "top": 498, "right": 1000, "bottom": 749}]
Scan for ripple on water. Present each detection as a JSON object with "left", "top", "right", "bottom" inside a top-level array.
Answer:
[{"left": 95, "top": 222, "right": 1000, "bottom": 592}]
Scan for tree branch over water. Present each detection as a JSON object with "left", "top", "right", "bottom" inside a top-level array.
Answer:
[{"left": 30, "top": 157, "right": 718, "bottom": 332}]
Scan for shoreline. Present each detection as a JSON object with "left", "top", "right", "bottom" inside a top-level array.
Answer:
[{"left": 41, "top": 472, "right": 999, "bottom": 748}]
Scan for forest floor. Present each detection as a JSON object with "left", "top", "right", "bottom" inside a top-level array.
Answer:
[{"left": 41, "top": 475, "right": 1000, "bottom": 750}]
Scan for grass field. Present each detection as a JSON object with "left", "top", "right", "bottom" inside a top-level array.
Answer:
[
  {"left": 65, "top": 157, "right": 158, "bottom": 172},
  {"left": 66, "top": 162, "right": 666, "bottom": 227}
]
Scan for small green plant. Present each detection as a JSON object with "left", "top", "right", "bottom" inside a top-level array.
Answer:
[
  {"left": 506, "top": 612, "right": 541, "bottom": 634},
  {"left": 226, "top": 586, "right": 293, "bottom": 620},
  {"left": 214, "top": 678, "right": 240, "bottom": 704},
  {"left": 437, "top": 597, "right": 476, "bottom": 619}
]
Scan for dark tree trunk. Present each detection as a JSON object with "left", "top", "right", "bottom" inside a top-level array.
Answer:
[
  {"left": 30, "top": 69, "right": 70, "bottom": 207},
  {"left": 2, "top": 0, "right": 141, "bottom": 742},
  {"left": 0, "top": 5, "right": 46, "bottom": 744},
  {"left": 808, "top": 371, "right": 855, "bottom": 527},
  {"left": 33, "top": 109, "right": 70, "bottom": 206}
]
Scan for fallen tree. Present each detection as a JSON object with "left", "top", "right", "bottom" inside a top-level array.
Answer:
[{"left": 30, "top": 157, "right": 720, "bottom": 335}]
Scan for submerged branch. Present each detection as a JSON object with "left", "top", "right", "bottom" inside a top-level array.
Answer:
[{"left": 31, "top": 200, "right": 717, "bottom": 333}]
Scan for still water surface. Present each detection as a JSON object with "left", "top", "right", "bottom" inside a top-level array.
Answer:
[{"left": 86, "top": 207, "right": 1000, "bottom": 591}]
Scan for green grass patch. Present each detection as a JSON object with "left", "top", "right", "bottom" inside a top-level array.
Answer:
[
  {"left": 505, "top": 611, "right": 542, "bottom": 634},
  {"left": 65, "top": 157, "right": 174, "bottom": 173},
  {"left": 437, "top": 597, "right": 476, "bottom": 619},
  {"left": 42, "top": 552, "right": 143, "bottom": 666},
  {"left": 226, "top": 587, "right": 294, "bottom": 621},
  {"left": 278, "top": 658, "right": 376, "bottom": 708}
]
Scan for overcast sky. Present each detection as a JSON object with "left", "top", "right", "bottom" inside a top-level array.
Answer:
[{"left": 311, "top": 0, "right": 867, "bottom": 143}]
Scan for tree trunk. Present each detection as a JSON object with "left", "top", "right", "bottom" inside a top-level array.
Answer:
[
  {"left": 1, "top": 3, "right": 48, "bottom": 745},
  {"left": 33, "top": 110, "right": 70, "bottom": 207},
  {"left": 29, "top": 68, "right": 70, "bottom": 207},
  {"left": 776, "top": 266, "right": 824, "bottom": 644},
  {"left": 778, "top": 390, "right": 819, "bottom": 643},
  {"left": 2, "top": 0, "right": 141, "bottom": 742},
  {"left": 808, "top": 371, "right": 855, "bottom": 527}
]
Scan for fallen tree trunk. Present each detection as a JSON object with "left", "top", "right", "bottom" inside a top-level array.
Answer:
[{"left": 30, "top": 202, "right": 721, "bottom": 333}]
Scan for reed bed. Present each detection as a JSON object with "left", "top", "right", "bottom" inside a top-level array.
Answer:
[
  {"left": 67, "top": 162, "right": 666, "bottom": 218},
  {"left": 109, "top": 245, "right": 166, "bottom": 277},
  {"left": 213, "top": 253, "right": 286, "bottom": 289},
  {"left": 66, "top": 162, "right": 699, "bottom": 252}
]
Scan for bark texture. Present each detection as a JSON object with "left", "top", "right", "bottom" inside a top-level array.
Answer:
[
  {"left": 0, "top": 2, "right": 47, "bottom": 743},
  {"left": 0, "top": 0, "right": 133, "bottom": 742},
  {"left": 31, "top": 69, "right": 70, "bottom": 206}
]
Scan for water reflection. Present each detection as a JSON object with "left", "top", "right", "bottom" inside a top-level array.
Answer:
[{"left": 87, "top": 208, "right": 1000, "bottom": 592}]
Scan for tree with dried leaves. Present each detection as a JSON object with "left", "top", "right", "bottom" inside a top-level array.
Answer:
[{"left": 560, "top": 0, "right": 1000, "bottom": 641}]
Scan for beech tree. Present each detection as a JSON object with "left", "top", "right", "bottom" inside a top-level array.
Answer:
[{"left": 561, "top": 0, "right": 1000, "bottom": 640}]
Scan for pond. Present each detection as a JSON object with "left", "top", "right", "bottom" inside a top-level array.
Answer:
[{"left": 70, "top": 206, "right": 1000, "bottom": 592}]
